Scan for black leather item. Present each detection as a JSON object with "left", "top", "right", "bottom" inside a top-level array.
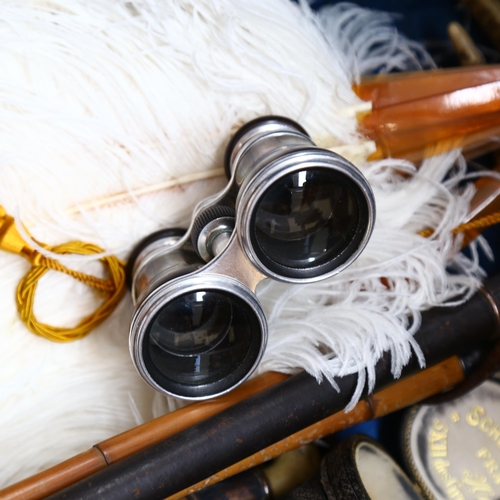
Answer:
[
  {"left": 283, "top": 474, "right": 328, "bottom": 500},
  {"left": 424, "top": 285, "right": 500, "bottom": 405},
  {"left": 285, "top": 435, "right": 423, "bottom": 500},
  {"left": 321, "top": 435, "right": 372, "bottom": 500},
  {"left": 324, "top": 435, "right": 423, "bottom": 500}
]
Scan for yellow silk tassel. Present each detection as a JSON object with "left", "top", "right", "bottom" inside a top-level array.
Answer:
[{"left": 0, "top": 206, "right": 126, "bottom": 342}]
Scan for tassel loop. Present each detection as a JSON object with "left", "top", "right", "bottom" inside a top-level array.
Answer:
[{"left": 0, "top": 206, "right": 126, "bottom": 342}]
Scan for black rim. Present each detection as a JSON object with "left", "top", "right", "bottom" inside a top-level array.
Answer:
[
  {"left": 125, "top": 228, "right": 187, "bottom": 289},
  {"left": 223, "top": 115, "right": 309, "bottom": 180}
]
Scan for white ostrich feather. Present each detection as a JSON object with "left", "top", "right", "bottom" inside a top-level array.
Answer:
[{"left": 0, "top": 0, "right": 485, "bottom": 489}]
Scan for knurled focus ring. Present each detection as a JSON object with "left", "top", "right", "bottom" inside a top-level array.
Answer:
[{"left": 191, "top": 205, "right": 235, "bottom": 257}]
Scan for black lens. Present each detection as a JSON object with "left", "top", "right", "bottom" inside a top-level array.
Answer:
[
  {"left": 251, "top": 168, "right": 368, "bottom": 279},
  {"left": 149, "top": 291, "right": 233, "bottom": 356},
  {"left": 143, "top": 289, "right": 263, "bottom": 398}
]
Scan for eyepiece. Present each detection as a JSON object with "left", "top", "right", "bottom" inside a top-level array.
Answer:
[
  {"left": 130, "top": 275, "right": 267, "bottom": 399},
  {"left": 231, "top": 125, "right": 375, "bottom": 282},
  {"left": 250, "top": 166, "right": 370, "bottom": 279}
]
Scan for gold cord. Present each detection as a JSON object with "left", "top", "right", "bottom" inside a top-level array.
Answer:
[
  {"left": 0, "top": 207, "right": 126, "bottom": 342},
  {"left": 419, "top": 210, "right": 500, "bottom": 238}
]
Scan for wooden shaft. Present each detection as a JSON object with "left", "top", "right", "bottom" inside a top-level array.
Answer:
[
  {"left": 0, "top": 372, "right": 288, "bottom": 500},
  {"left": 167, "top": 356, "right": 465, "bottom": 500},
  {"left": 0, "top": 450, "right": 107, "bottom": 500}
]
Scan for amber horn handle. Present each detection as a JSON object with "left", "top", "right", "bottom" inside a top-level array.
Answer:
[
  {"left": 353, "top": 66, "right": 500, "bottom": 162},
  {"left": 44, "top": 274, "right": 500, "bottom": 500},
  {"left": 353, "top": 65, "right": 500, "bottom": 109}
]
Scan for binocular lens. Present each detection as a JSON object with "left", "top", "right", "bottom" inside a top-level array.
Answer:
[
  {"left": 251, "top": 167, "right": 366, "bottom": 277},
  {"left": 142, "top": 289, "right": 264, "bottom": 398},
  {"left": 149, "top": 291, "right": 233, "bottom": 357}
]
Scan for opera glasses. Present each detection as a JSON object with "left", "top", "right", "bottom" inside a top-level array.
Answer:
[{"left": 128, "top": 116, "right": 376, "bottom": 400}]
